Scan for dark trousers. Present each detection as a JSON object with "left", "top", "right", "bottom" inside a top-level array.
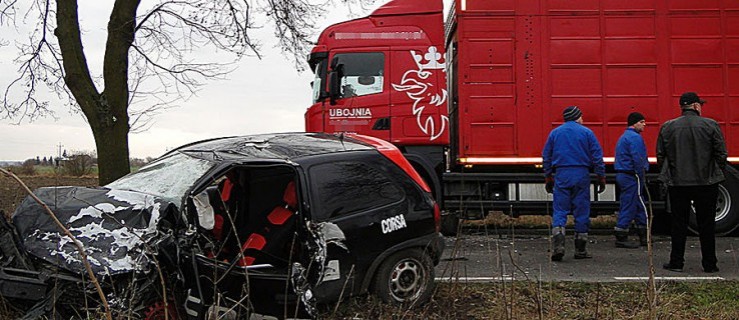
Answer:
[{"left": 668, "top": 185, "right": 719, "bottom": 269}]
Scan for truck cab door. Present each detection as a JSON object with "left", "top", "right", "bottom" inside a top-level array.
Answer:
[
  {"left": 326, "top": 49, "right": 391, "bottom": 141},
  {"left": 389, "top": 46, "right": 449, "bottom": 145}
]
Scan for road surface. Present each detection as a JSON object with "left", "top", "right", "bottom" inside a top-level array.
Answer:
[{"left": 435, "top": 232, "right": 738, "bottom": 282}]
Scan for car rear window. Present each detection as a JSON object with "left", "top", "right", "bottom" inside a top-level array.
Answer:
[{"left": 309, "top": 160, "right": 404, "bottom": 220}]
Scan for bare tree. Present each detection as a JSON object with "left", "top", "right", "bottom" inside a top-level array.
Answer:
[{"left": 1, "top": 0, "right": 375, "bottom": 185}]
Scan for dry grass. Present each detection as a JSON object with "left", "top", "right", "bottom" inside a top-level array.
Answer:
[
  {"left": 465, "top": 211, "right": 618, "bottom": 230},
  {"left": 0, "top": 175, "right": 98, "bottom": 217},
  {"left": 1, "top": 280, "right": 736, "bottom": 319},
  {"left": 323, "top": 281, "right": 739, "bottom": 319}
]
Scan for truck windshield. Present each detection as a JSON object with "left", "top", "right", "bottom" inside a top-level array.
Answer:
[
  {"left": 312, "top": 58, "right": 327, "bottom": 103},
  {"left": 106, "top": 152, "right": 214, "bottom": 202}
]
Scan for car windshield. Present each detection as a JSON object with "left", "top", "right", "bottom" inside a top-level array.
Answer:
[{"left": 106, "top": 152, "right": 214, "bottom": 202}]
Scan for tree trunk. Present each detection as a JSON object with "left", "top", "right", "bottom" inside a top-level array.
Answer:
[
  {"left": 55, "top": 0, "right": 140, "bottom": 185},
  {"left": 92, "top": 117, "right": 131, "bottom": 185}
]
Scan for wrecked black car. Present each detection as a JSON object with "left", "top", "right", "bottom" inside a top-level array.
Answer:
[{"left": 0, "top": 133, "right": 444, "bottom": 319}]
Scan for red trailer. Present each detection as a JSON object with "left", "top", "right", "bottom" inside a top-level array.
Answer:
[{"left": 306, "top": 0, "right": 739, "bottom": 235}]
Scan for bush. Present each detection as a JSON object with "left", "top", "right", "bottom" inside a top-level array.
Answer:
[
  {"left": 4, "top": 160, "right": 37, "bottom": 176},
  {"left": 63, "top": 152, "right": 96, "bottom": 177}
]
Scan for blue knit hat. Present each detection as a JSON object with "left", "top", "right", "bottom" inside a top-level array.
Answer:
[{"left": 563, "top": 106, "right": 582, "bottom": 122}]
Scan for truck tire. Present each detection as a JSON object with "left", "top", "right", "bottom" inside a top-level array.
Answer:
[
  {"left": 689, "top": 166, "right": 739, "bottom": 236},
  {"left": 371, "top": 248, "right": 434, "bottom": 305},
  {"left": 440, "top": 211, "right": 460, "bottom": 236}
]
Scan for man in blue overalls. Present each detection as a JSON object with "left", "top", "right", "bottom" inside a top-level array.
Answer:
[
  {"left": 614, "top": 112, "right": 649, "bottom": 248},
  {"left": 543, "top": 106, "right": 606, "bottom": 261}
]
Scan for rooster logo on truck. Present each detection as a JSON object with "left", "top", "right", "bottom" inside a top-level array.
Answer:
[{"left": 392, "top": 46, "right": 449, "bottom": 141}]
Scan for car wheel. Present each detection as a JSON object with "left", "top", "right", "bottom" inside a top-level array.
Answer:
[
  {"left": 689, "top": 166, "right": 739, "bottom": 236},
  {"left": 372, "top": 248, "right": 434, "bottom": 305}
]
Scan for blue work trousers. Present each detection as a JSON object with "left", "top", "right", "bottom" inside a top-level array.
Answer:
[
  {"left": 552, "top": 167, "right": 591, "bottom": 233},
  {"left": 616, "top": 173, "right": 647, "bottom": 229}
]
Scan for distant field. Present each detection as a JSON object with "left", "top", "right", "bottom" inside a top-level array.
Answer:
[{"left": 0, "top": 175, "right": 98, "bottom": 217}]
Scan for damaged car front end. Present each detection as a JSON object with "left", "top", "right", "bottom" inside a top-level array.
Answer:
[{"left": 0, "top": 133, "right": 444, "bottom": 319}]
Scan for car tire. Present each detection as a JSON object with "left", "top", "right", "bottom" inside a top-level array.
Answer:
[
  {"left": 372, "top": 248, "right": 434, "bottom": 305},
  {"left": 689, "top": 166, "right": 739, "bottom": 236}
]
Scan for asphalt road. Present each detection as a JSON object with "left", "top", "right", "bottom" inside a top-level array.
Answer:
[{"left": 435, "top": 232, "right": 739, "bottom": 282}]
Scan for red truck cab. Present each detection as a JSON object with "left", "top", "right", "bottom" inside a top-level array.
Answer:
[{"left": 307, "top": 0, "right": 448, "bottom": 146}]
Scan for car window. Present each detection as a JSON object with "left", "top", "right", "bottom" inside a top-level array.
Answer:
[
  {"left": 107, "top": 152, "right": 213, "bottom": 202},
  {"left": 310, "top": 160, "right": 403, "bottom": 221}
]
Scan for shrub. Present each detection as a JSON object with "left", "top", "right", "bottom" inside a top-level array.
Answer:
[
  {"left": 19, "top": 160, "right": 37, "bottom": 175},
  {"left": 63, "top": 152, "right": 96, "bottom": 177}
]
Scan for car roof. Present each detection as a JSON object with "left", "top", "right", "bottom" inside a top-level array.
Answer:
[{"left": 171, "top": 132, "right": 375, "bottom": 163}]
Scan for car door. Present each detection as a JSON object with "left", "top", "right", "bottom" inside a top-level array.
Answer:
[
  {"left": 303, "top": 152, "right": 434, "bottom": 303},
  {"left": 182, "top": 163, "right": 318, "bottom": 319}
]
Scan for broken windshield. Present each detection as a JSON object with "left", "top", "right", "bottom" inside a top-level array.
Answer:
[{"left": 106, "top": 152, "right": 214, "bottom": 202}]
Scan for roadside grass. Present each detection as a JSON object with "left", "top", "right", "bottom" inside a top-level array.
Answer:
[
  {"left": 1, "top": 280, "right": 735, "bottom": 319},
  {"left": 323, "top": 281, "right": 739, "bottom": 319},
  {"left": 465, "top": 211, "right": 619, "bottom": 230}
]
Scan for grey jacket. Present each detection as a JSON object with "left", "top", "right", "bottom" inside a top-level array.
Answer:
[{"left": 656, "top": 109, "right": 727, "bottom": 186}]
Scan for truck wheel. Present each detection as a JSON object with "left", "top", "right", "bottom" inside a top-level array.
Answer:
[
  {"left": 689, "top": 166, "right": 739, "bottom": 236},
  {"left": 372, "top": 248, "right": 434, "bottom": 305},
  {"left": 440, "top": 211, "right": 460, "bottom": 236}
]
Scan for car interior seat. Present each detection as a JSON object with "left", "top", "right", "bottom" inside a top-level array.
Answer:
[{"left": 238, "top": 180, "right": 298, "bottom": 267}]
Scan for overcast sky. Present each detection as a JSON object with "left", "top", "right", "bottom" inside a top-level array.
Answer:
[{"left": 0, "top": 1, "right": 451, "bottom": 161}]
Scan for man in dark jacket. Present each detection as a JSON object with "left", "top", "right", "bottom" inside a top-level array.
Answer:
[
  {"left": 543, "top": 106, "right": 606, "bottom": 261},
  {"left": 657, "top": 92, "right": 727, "bottom": 273},
  {"left": 614, "top": 112, "right": 649, "bottom": 248}
]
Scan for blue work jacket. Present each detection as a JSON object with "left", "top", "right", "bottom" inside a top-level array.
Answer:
[
  {"left": 542, "top": 121, "right": 605, "bottom": 177},
  {"left": 614, "top": 128, "right": 649, "bottom": 176}
]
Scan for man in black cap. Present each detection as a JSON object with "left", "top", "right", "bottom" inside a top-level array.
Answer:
[
  {"left": 657, "top": 92, "right": 727, "bottom": 273},
  {"left": 543, "top": 106, "right": 606, "bottom": 261},
  {"left": 613, "top": 112, "right": 649, "bottom": 248}
]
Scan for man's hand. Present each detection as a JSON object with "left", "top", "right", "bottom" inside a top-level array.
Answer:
[
  {"left": 545, "top": 176, "right": 554, "bottom": 194},
  {"left": 597, "top": 176, "right": 607, "bottom": 194}
]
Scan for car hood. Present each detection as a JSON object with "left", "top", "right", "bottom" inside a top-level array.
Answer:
[{"left": 12, "top": 186, "right": 172, "bottom": 275}]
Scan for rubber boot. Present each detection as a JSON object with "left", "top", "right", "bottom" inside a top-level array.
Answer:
[
  {"left": 551, "top": 227, "right": 565, "bottom": 262},
  {"left": 635, "top": 226, "right": 648, "bottom": 247},
  {"left": 574, "top": 233, "right": 592, "bottom": 259},
  {"left": 614, "top": 229, "right": 639, "bottom": 249}
]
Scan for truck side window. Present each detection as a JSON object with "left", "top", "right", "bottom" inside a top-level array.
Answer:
[
  {"left": 309, "top": 160, "right": 403, "bottom": 221},
  {"left": 332, "top": 52, "right": 384, "bottom": 98}
]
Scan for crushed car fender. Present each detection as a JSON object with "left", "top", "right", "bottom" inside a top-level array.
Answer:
[{"left": 12, "top": 187, "right": 169, "bottom": 275}]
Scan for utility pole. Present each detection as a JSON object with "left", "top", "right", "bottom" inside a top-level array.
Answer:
[{"left": 56, "top": 142, "right": 64, "bottom": 167}]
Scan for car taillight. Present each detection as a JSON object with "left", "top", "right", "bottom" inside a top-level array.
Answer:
[{"left": 433, "top": 202, "right": 441, "bottom": 233}]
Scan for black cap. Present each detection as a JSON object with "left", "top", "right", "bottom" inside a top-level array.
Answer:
[
  {"left": 627, "top": 112, "right": 645, "bottom": 126},
  {"left": 563, "top": 106, "right": 582, "bottom": 122},
  {"left": 679, "top": 92, "right": 706, "bottom": 107}
]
